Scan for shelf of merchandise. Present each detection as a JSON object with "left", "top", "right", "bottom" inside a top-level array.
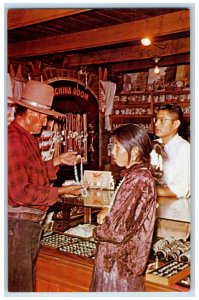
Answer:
[{"left": 111, "top": 89, "right": 190, "bottom": 134}]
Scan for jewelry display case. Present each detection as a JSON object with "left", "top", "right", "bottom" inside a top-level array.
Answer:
[
  {"left": 145, "top": 196, "right": 191, "bottom": 291},
  {"left": 36, "top": 196, "right": 191, "bottom": 292},
  {"left": 155, "top": 197, "right": 190, "bottom": 241},
  {"left": 146, "top": 261, "right": 190, "bottom": 286}
]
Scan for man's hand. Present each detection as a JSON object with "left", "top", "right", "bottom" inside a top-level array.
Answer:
[
  {"left": 53, "top": 152, "right": 81, "bottom": 166},
  {"left": 58, "top": 185, "right": 83, "bottom": 196},
  {"left": 97, "top": 207, "right": 109, "bottom": 224}
]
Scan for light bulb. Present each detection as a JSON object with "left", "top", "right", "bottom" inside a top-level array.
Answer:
[
  {"left": 154, "top": 65, "right": 160, "bottom": 75},
  {"left": 141, "top": 38, "right": 151, "bottom": 46}
]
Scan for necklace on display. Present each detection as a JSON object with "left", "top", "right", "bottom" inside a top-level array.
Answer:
[{"left": 74, "top": 157, "right": 88, "bottom": 197}]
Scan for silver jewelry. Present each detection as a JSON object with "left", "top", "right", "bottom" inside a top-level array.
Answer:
[
  {"left": 179, "top": 250, "right": 190, "bottom": 263},
  {"left": 74, "top": 158, "right": 88, "bottom": 197},
  {"left": 81, "top": 187, "right": 89, "bottom": 197},
  {"left": 74, "top": 163, "right": 80, "bottom": 183}
]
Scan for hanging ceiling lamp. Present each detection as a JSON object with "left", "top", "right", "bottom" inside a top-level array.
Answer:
[{"left": 153, "top": 57, "right": 161, "bottom": 75}]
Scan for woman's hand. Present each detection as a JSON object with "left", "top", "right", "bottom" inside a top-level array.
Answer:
[
  {"left": 58, "top": 185, "right": 83, "bottom": 196},
  {"left": 53, "top": 152, "right": 81, "bottom": 166},
  {"left": 97, "top": 207, "right": 109, "bottom": 224}
]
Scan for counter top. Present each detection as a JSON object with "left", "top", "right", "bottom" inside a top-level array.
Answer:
[
  {"left": 156, "top": 196, "right": 190, "bottom": 223},
  {"left": 60, "top": 192, "right": 190, "bottom": 223},
  {"left": 60, "top": 189, "right": 115, "bottom": 208}
]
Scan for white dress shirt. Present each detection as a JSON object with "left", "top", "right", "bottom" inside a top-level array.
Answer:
[{"left": 159, "top": 134, "right": 190, "bottom": 198}]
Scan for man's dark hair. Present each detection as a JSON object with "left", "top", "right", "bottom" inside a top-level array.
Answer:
[
  {"left": 158, "top": 104, "right": 183, "bottom": 124},
  {"left": 158, "top": 104, "right": 189, "bottom": 140},
  {"left": 15, "top": 104, "right": 28, "bottom": 116}
]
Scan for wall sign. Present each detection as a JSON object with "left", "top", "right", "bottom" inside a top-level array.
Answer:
[
  {"left": 45, "top": 78, "right": 97, "bottom": 114},
  {"left": 54, "top": 85, "right": 89, "bottom": 101}
]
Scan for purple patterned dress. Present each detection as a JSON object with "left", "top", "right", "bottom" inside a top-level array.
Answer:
[{"left": 90, "top": 163, "right": 157, "bottom": 292}]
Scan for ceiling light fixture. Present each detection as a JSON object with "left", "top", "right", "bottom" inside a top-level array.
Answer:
[
  {"left": 154, "top": 65, "right": 160, "bottom": 75},
  {"left": 141, "top": 38, "right": 167, "bottom": 50},
  {"left": 141, "top": 37, "right": 151, "bottom": 46},
  {"left": 153, "top": 57, "right": 161, "bottom": 75}
]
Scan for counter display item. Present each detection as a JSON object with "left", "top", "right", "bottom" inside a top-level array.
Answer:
[
  {"left": 176, "top": 274, "right": 190, "bottom": 289},
  {"left": 152, "top": 237, "right": 190, "bottom": 262},
  {"left": 41, "top": 233, "right": 80, "bottom": 248},
  {"left": 41, "top": 232, "right": 97, "bottom": 259},
  {"left": 83, "top": 170, "right": 115, "bottom": 190},
  {"left": 64, "top": 223, "right": 96, "bottom": 239},
  {"left": 146, "top": 261, "right": 190, "bottom": 285},
  {"left": 59, "top": 240, "right": 96, "bottom": 258},
  {"left": 179, "top": 250, "right": 190, "bottom": 263}
]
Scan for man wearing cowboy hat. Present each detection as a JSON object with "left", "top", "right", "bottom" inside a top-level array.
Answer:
[{"left": 8, "top": 80, "right": 83, "bottom": 292}]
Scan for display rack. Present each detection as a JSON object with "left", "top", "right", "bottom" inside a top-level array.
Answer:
[{"left": 110, "top": 89, "right": 190, "bottom": 134}]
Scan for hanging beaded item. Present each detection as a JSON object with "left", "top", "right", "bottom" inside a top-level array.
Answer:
[{"left": 74, "top": 157, "right": 88, "bottom": 197}]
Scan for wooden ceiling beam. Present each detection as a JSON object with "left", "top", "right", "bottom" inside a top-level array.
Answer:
[
  {"left": 65, "top": 37, "right": 190, "bottom": 66},
  {"left": 110, "top": 53, "right": 190, "bottom": 73},
  {"left": 8, "top": 10, "right": 189, "bottom": 58},
  {"left": 7, "top": 9, "right": 92, "bottom": 29}
]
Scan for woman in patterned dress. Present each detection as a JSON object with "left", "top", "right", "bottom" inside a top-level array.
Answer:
[{"left": 90, "top": 124, "right": 158, "bottom": 292}]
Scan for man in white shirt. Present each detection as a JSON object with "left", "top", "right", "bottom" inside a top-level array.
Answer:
[{"left": 154, "top": 104, "right": 190, "bottom": 198}]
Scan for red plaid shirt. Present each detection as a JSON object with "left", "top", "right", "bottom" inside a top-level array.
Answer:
[{"left": 8, "top": 121, "right": 59, "bottom": 211}]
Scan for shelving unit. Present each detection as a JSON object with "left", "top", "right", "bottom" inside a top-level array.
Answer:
[
  {"left": 110, "top": 89, "right": 190, "bottom": 134},
  {"left": 110, "top": 91, "right": 152, "bottom": 132}
]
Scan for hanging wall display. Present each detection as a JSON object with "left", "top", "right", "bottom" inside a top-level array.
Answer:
[
  {"left": 45, "top": 78, "right": 99, "bottom": 170},
  {"left": 123, "top": 72, "right": 148, "bottom": 92},
  {"left": 39, "top": 113, "right": 88, "bottom": 163},
  {"left": 148, "top": 66, "right": 177, "bottom": 91},
  {"left": 175, "top": 65, "right": 190, "bottom": 89}
]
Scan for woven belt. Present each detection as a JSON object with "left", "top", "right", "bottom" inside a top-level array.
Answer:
[{"left": 8, "top": 206, "right": 46, "bottom": 224}]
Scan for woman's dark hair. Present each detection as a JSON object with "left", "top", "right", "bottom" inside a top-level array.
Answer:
[
  {"left": 112, "top": 124, "right": 152, "bottom": 164},
  {"left": 112, "top": 124, "right": 166, "bottom": 185}
]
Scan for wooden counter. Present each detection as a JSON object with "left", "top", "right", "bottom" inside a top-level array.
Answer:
[
  {"left": 35, "top": 246, "right": 190, "bottom": 292},
  {"left": 36, "top": 195, "right": 190, "bottom": 292},
  {"left": 35, "top": 246, "right": 93, "bottom": 292}
]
